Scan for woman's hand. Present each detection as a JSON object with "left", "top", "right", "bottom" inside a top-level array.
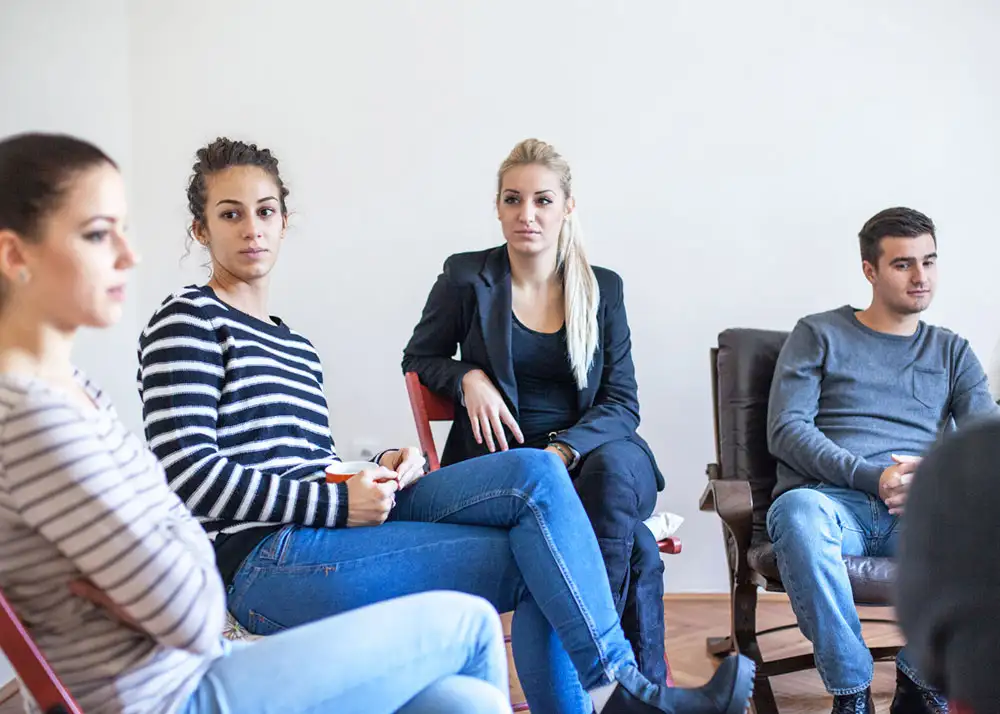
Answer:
[
  {"left": 346, "top": 468, "right": 400, "bottom": 526},
  {"left": 544, "top": 444, "right": 571, "bottom": 468},
  {"left": 379, "top": 447, "right": 427, "bottom": 490},
  {"left": 461, "top": 369, "right": 524, "bottom": 452}
]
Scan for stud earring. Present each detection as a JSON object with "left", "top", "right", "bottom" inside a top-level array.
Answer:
[{"left": 17, "top": 268, "right": 30, "bottom": 284}]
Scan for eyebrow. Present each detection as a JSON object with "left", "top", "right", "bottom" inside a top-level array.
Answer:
[
  {"left": 215, "top": 196, "right": 279, "bottom": 207},
  {"left": 78, "top": 215, "right": 117, "bottom": 229},
  {"left": 891, "top": 252, "right": 938, "bottom": 262},
  {"left": 502, "top": 189, "right": 557, "bottom": 196}
]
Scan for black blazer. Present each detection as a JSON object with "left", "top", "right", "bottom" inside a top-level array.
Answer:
[{"left": 402, "top": 246, "right": 664, "bottom": 490}]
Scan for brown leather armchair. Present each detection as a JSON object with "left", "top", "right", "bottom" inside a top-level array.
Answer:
[{"left": 699, "top": 328, "right": 900, "bottom": 714}]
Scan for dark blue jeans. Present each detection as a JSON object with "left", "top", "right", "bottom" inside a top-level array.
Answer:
[
  {"left": 227, "top": 450, "right": 654, "bottom": 714},
  {"left": 572, "top": 439, "right": 664, "bottom": 684}
]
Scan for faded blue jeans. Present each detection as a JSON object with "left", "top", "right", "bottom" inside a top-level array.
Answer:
[
  {"left": 767, "top": 484, "right": 927, "bottom": 695},
  {"left": 180, "top": 591, "right": 510, "bottom": 714},
  {"left": 227, "top": 450, "right": 654, "bottom": 714}
]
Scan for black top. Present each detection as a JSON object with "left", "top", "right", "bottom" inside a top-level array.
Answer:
[
  {"left": 401, "top": 245, "right": 664, "bottom": 490},
  {"left": 511, "top": 314, "right": 581, "bottom": 446}
]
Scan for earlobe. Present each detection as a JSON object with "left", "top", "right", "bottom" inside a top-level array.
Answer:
[{"left": 0, "top": 229, "right": 29, "bottom": 283}]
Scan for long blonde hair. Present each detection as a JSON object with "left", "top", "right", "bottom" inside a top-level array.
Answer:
[{"left": 497, "top": 139, "right": 599, "bottom": 389}]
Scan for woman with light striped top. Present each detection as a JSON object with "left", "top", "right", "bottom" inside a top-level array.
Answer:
[
  {"left": 0, "top": 132, "right": 512, "bottom": 714},
  {"left": 137, "top": 137, "right": 753, "bottom": 714}
]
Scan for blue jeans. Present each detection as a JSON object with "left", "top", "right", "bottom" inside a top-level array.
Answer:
[
  {"left": 228, "top": 450, "right": 653, "bottom": 714},
  {"left": 767, "top": 484, "right": 925, "bottom": 695},
  {"left": 180, "top": 591, "right": 509, "bottom": 714}
]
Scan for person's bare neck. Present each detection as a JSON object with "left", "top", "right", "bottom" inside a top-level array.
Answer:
[
  {"left": 855, "top": 300, "right": 921, "bottom": 336},
  {"left": 208, "top": 273, "right": 273, "bottom": 324},
  {"left": 0, "top": 310, "right": 77, "bottom": 385},
  {"left": 508, "top": 247, "right": 561, "bottom": 293}
]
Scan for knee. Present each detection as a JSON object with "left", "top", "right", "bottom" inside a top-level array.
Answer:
[
  {"left": 767, "top": 488, "right": 838, "bottom": 544},
  {"left": 449, "top": 592, "right": 503, "bottom": 639},
  {"left": 577, "top": 441, "right": 655, "bottom": 509},
  {"left": 502, "top": 448, "right": 574, "bottom": 496}
]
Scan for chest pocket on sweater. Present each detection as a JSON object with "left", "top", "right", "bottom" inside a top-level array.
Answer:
[{"left": 912, "top": 368, "right": 949, "bottom": 410}]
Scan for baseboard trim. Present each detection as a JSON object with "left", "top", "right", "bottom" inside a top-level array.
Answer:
[
  {"left": 0, "top": 679, "right": 18, "bottom": 705},
  {"left": 663, "top": 591, "right": 790, "bottom": 602}
]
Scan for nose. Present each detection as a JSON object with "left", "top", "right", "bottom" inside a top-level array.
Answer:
[
  {"left": 243, "top": 214, "right": 264, "bottom": 240},
  {"left": 912, "top": 264, "right": 927, "bottom": 284},
  {"left": 518, "top": 204, "right": 536, "bottom": 225},
  {"left": 115, "top": 230, "right": 140, "bottom": 270}
]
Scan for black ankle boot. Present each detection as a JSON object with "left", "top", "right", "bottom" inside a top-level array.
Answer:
[
  {"left": 831, "top": 689, "right": 874, "bottom": 714},
  {"left": 889, "top": 667, "right": 948, "bottom": 714},
  {"left": 600, "top": 653, "right": 755, "bottom": 713}
]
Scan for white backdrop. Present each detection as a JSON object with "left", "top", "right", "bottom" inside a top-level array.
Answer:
[{"left": 3, "top": 1, "right": 999, "bottom": 625}]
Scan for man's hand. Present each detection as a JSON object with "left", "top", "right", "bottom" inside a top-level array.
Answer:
[
  {"left": 69, "top": 579, "right": 144, "bottom": 632},
  {"left": 378, "top": 447, "right": 426, "bottom": 490},
  {"left": 878, "top": 453, "right": 922, "bottom": 515}
]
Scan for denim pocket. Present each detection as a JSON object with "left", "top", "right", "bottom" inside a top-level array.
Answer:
[
  {"left": 247, "top": 609, "right": 288, "bottom": 636},
  {"left": 912, "top": 368, "right": 948, "bottom": 409}
]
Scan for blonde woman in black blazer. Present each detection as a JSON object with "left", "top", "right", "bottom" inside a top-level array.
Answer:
[{"left": 404, "top": 139, "right": 668, "bottom": 689}]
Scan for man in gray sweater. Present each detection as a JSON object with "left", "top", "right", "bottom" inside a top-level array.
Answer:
[{"left": 765, "top": 207, "right": 997, "bottom": 714}]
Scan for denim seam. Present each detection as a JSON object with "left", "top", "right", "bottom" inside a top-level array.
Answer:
[
  {"left": 243, "top": 534, "right": 506, "bottom": 574},
  {"left": 425, "top": 486, "right": 617, "bottom": 684}
]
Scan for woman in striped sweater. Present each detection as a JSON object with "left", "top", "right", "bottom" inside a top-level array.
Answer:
[
  {"left": 0, "top": 132, "right": 513, "bottom": 714},
  {"left": 137, "top": 137, "right": 754, "bottom": 714}
]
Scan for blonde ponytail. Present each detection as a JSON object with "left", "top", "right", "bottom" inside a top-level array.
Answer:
[
  {"left": 557, "top": 211, "right": 599, "bottom": 387},
  {"left": 498, "top": 139, "right": 599, "bottom": 389}
]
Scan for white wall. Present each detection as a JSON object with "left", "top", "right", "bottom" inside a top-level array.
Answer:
[
  {"left": 1, "top": 4, "right": 998, "bottom": 654},
  {"left": 0, "top": 0, "right": 139, "bottom": 429},
  {"left": 126, "top": 0, "right": 1000, "bottom": 592},
  {"left": 0, "top": 0, "right": 133, "bottom": 683}
]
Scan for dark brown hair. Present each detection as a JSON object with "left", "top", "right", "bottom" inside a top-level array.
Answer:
[
  {"left": 0, "top": 132, "right": 116, "bottom": 241},
  {"left": 859, "top": 207, "right": 936, "bottom": 265},
  {"left": 186, "top": 137, "right": 289, "bottom": 241}
]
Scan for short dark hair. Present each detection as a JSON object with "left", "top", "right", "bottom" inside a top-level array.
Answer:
[
  {"left": 858, "top": 207, "right": 936, "bottom": 265},
  {"left": 0, "top": 132, "right": 116, "bottom": 241},
  {"left": 186, "top": 137, "right": 289, "bottom": 235}
]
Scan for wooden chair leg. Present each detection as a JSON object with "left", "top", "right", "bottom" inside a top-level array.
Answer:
[{"left": 751, "top": 675, "right": 780, "bottom": 714}]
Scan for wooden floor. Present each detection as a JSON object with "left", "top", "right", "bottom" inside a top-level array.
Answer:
[
  {"left": 0, "top": 595, "right": 903, "bottom": 714},
  {"left": 501, "top": 594, "right": 903, "bottom": 714}
]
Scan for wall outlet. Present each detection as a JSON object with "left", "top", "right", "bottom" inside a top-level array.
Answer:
[{"left": 351, "top": 440, "right": 379, "bottom": 461}]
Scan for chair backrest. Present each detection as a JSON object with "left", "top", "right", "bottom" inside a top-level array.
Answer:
[
  {"left": 0, "top": 586, "right": 82, "bottom": 714},
  {"left": 404, "top": 372, "right": 454, "bottom": 472},
  {"left": 713, "top": 328, "right": 789, "bottom": 543}
]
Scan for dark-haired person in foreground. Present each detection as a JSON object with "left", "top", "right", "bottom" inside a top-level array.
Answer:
[
  {"left": 765, "top": 207, "right": 998, "bottom": 714},
  {"left": 897, "top": 417, "right": 1000, "bottom": 714}
]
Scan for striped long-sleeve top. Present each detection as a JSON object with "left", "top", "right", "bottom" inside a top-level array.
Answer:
[
  {"left": 137, "top": 286, "right": 350, "bottom": 581},
  {"left": 0, "top": 372, "right": 225, "bottom": 714}
]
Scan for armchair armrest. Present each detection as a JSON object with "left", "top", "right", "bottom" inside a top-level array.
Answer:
[{"left": 700, "top": 465, "right": 755, "bottom": 580}]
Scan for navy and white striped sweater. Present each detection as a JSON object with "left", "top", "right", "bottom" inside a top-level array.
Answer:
[{"left": 137, "top": 286, "right": 349, "bottom": 578}]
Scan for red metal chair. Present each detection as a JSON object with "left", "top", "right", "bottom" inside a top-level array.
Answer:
[
  {"left": 404, "top": 371, "right": 679, "bottom": 703},
  {"left": 0, "top": 586, "right": 82, "bottom": 714}
]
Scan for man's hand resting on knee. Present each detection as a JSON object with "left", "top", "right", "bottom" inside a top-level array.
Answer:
[{"left": 879, "top": 454, "right": 921, "bottom": 515}]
